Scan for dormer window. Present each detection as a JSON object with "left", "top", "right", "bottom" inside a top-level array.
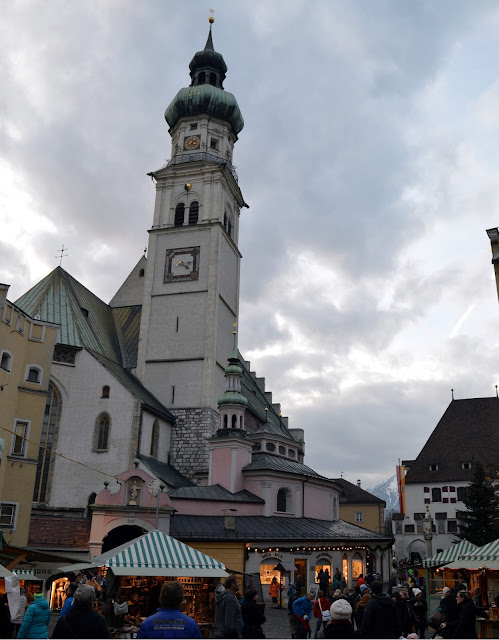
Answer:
[
  {"left": 278, "top": 445, "right": 285, "bottom": 455},
  {"left": 288, "top": 449, "right": 295, "bottom": 458},
  {"left": 429, "top": 464, "right": 439, "bottom": 472}
]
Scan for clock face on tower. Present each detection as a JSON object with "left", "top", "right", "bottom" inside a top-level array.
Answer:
[
  {"left": 164, "top": 246, "right": 200, "bottom": 282},
  {"left": 184, "top": 135, "right": 200, "bottom": 150}
]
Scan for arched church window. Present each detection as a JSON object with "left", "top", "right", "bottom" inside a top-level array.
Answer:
[
  {"left": 189, "top": 201, "right": 199, "bottom": 225},
  {"left": 33, "top": 383, "right": 60, "bottom": 503},
  {"left": 223, "top": 414, "right": 228, "bottom": 429},
  {"left": 209, "top": 72, "right": 216, "bottom": 86},
  {"left": 277, "top": 488, "right": 291, "bottom": 513},
  {"left": 95, "top": 413, "right": 111, "bottom": 452},
  {"left": 231, "top": 415, "right": 237, "bottom": 428},
  {"left": 199, "top": 71, "right": 206, "bottom": 85},
  {"left": 224, "top": 207, "right": 233, "bottom": 238},
  {"left": 101, "top": 385, "right": 110, "bottom": 398},
  {"left": 150, "top": 419, "right": 159, "bottom": 458},
  {"left": 174, "top": 203, "right": 185, "bottom": 227}
]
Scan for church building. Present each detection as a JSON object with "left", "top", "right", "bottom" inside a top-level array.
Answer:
[{"left": 14, "top": 22, "right": 393, "bottom": 588}]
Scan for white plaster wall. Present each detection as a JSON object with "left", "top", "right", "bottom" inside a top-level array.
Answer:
[
  {"left": 139, "top": 411, "right": 172, "bottom": 461},
  {"left": 48, "top": 351, "right": 138, "bottom": 508},
  {"left": 218, "top": 238, "right": 239, "bottom": 312},
  {"left": 144, "top": 360, "right": 204, "bottom": 408}
]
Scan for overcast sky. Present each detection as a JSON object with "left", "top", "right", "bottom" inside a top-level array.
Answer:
[{"left": 3, "top": 1, "right": 499, "bottom": 489}]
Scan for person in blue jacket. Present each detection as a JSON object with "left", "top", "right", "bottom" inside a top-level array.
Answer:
[
  {"left": 16, "top": 592, "right": 51, "bottom": 639},
  {"left": 137, "top": 580, "right": 201, "bottom": 639},
  {"left": 58, "top": 582, "right": 78, "bottom": 618},
  {"left": 292, "top": 592, "right": 314, "bottom": 639}
]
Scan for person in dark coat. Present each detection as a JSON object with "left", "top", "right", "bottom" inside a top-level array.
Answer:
[
  {"left": 450, "top": 591, "right": 480, "bottom": 639},
  {"left": 360, "top": 581, "right": 398, "bottom": 639},
  {"left": 52, "top": 584, "right": 111, "bottom": 639},
  {"left": 136, "top": 581, "right": 201, "bottom": 639},
  {"left": 324, "top": 599, "right": 359, "bottom": 638},
  {"left": 391, "top": 592, "right": 411, "bottom": 638},
  {"left": 0, "top": 594, "right": 12, "bottom": 639},
  {"left": 409, "top": 588, "right": 428, "bottom": 639},
  {"left": 241, "top": 589, "right": 266, "bottom": 639},
  {"left": 438, "top": 586, "right": 459, "bottom": 638}
]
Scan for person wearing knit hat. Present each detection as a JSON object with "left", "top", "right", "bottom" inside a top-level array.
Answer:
[
  {"left": 324, "top": 599, "right": 356, "bottom": 638},
  {"left": 359, "top": 583, "right": 368, "bottom": 592},
  {"left": 16, "top": 592, "right": 51, "bottom": 639},
  {"left": 410, "top": 587, "right": 427, "bottom": 639}
]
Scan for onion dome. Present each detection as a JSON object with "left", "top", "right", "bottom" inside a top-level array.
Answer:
[
  {"left": 217, "top": 326, "right": 248, "bottom": 408},
  {"left": 218, "top": 391, "right": 248, "bottom": 408},
  {"left": 164, "top": 24, "right": 244, "bottom": 135}
]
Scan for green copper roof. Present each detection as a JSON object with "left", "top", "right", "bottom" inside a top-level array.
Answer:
[
  {"left": 218, "top": 390, "right": 248, "bottom": 408},
  {"left": 165, "top": 85, "right": 244, "bottom": 135},
  {"left": 15, "top": 267, "right": 122, "bottom": 364}
]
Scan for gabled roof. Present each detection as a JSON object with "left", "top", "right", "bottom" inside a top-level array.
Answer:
[
  {"left": 333, "top": 478, "right": 385, "bottom": 505},
  {"left": 15, "top": 267, "right": 122, "bottom": 364},
  {"left": 405, "top": 398, "right": 499, "bottom": 484},
  {"left": 170, "top": 515, "right": 393, "bottom": 543},
  {"left": 138, "top": 454, "right": 194, "bottom": 489},
  {"left": 169, "top": 484, "right": 264, "bottom": 503},
  {"left": 89, "top": 350, "right": 175, "bottom": 422},
  {"left": 243, "top": 453, "right": 331, "bottom": 482},
  {"left": 112, "top": 305, "right": 141, "bottom": 369}
]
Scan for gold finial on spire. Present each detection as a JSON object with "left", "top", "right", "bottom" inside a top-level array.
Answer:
[
  {"left": 233, "top": 321, "right": 237, "bottom": 336},
  {"left": 209, "top": 9, "right": 215, "bottom": 24}
]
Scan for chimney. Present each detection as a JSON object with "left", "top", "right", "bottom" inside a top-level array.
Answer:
[
  {"left": 224, "top": 509, "right": 237, "bottom": 531},
  {"left": 357, "top": 479, "right": 361, "bottom": 487}
]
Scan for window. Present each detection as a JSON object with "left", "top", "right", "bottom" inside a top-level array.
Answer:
[
  {"left": 276, "top": 488, "right": 292, "bottom": 513},
  {"left": 231, "top": 415, "right": 237, "bottom": 428},
  {"left": 190, "top": 123, "right": 198, "bottom": 130},
  {"left": 288, "top": 449, "right": 295, "bottom": 458},
  {"left": 404, "top": 524, "right": 415, "bottom": 533},
  {"left": 278, "top": 445, "right": 286, "bottom": 455},
  {"left": 209, "top": 72, "right": 216, "bottom": 86},
  {"left": 457, "top": 487, "right": 467, "bottom": 502},
  {"left": 266, "top": 442, "right": 275, "bottom": 452},
  {"left": 253, "top": 442, "right": 261, "bottom": 451},
  {"left": 150, "top": 420, "right": 159, "bottom": 458},
  {"left": 95, "top": 414, "right": 110, "bottom": 452},
  {"left": 26, "top": 366, "right": 41, "bottom": 383},
  {"left": 210, "top": 138, "right": 219, "bottom": 150},
  {"left": 11, "top": 421, "right": 29, "bottom": 457},
  {"left": 0, "top": 351, "right": 12, "bottom": 372},
  {"left": 174, "top": 203, "right": 185, "bottom": 227},
  {"left": 0, "top": 503, "right": 17, "bottom": 529},
  {"left": 101, "top": 385, "right": 110, "bottom": 398},
  {"left": 450, "top": 497, "right": 456, "bottom": 503},
  {"left": 223, "top": 415, "right": 228, "bottom": 429},
  {"left": 424, "top": 487, "right": 430, "bottom": 493},
  {"left": 449, "top": 486, "right": 456, "bottom": 492},
  {"left": 448, "top": 520, "right": 458, "bottom": 533},
  {"left": 429, "top": 464, "right": 439, "bottom": 471},
  {"left": 432, "top": 488, "right": 442, "bottom": 502},
  {"left": 352, "top": 553, "right": 363, "bottom": 579},
  {"left": 199, "top": 72, "right": 206, "bottom": 85},
  {"left": 53, "top": 346, "right": 77, "bottom": 365},
  {"left": 224, "top": 208, "right": 233, "bottom": 238},
  {"left": 355, "top": 511, "right": 363, "bottom": 522},
  {"left": 424, "top": 498, "right": 431, "bottom": 504},
  {"left": 443, "top": 498, "right": 449, "bottom": 503},
  {"left": 442, "top": 486, "right": 448, "bottom": 492},
  {"left": 33, "top": 384, "right": 59, "bottom": 503},
  {"left": 139, "top": 269, "right": 145, "bottom": 277},
  {"left": 188, "top": 201, "right": 199, "bottom": 225},
  {"left": 461, "top": 462, "right": 472, "bottom": 470}
]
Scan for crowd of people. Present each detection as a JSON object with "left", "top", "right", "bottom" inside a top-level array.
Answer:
[{"left": 1, "top": 570, "right": 492, "bottom": 639}]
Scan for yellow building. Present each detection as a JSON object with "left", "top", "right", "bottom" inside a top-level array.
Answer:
[
  {"left": 335, "top": 478, "right": 386, "bottom": 534},
  {"left": 0, "top": 284, "right": 58, "bottom": 546}
]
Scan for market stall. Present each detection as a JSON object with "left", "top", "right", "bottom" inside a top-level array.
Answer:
[
  {"left": 423, "top": 539, "right": 478, "bottom": 611},
  {"left": 59, "top": 530, "right": 228, "bottom": 637}
]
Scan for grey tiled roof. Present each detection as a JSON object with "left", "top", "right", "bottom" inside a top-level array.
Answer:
[
  {"left": 405, "top": 398, "right": 499, "bottom": 484},
  {"left": 170, "top": 515, "right": 393, "bottom": 543},
  {"left": 243, "top": 453, "right": 330, "bottom": 481},
  {"left": 138, "top": 454, "right": 194, "bottom": 489},
  {"left": 333, "top": 478, "right": 386, "bottom": 505},
  {"left": 169, "top": 484, "right": 264, "bottom": 503},
  {"left": 89, "top": 351, "right": 176, "bottom": 423},
  {"left": 112, "top": 305, "right": 141, "bottom": 369}
]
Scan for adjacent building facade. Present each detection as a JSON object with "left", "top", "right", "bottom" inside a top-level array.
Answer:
[
  {"left": 0, "top": 284, "right": 58, "bottom": 545},
  {"left": 393, "top": 397, "right": 499, "bottom": 561}
]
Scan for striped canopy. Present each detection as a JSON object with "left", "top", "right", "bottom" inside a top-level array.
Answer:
[
  {"left": 461, "top": 538, "right": 499, "bottom": 561},
  {"left": 105, "top": 530, "right": 228, "bottom": 577},
  {"left": 13, "top": 569, "right": 42, "bottom": 580},
  {"left": 423, "top": 539, "right": 478, "bottom": 568}
]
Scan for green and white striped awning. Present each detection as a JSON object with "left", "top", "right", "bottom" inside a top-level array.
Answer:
[
  {"left": 105, "top": 530, "right": 228, "bottom": 577},
  {"left": 423, "top": 539, "right": 478, "bottom": 568},
  {"left": 461, "top": 538, "right": 499, "bottom": 561},
  {"left": 13, "top": 569, "right": 40, "bottom": 579}
]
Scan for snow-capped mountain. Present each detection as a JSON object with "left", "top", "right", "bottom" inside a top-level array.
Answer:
[{"left": 368, "top": 474, "right": 400, "bottom": 512}]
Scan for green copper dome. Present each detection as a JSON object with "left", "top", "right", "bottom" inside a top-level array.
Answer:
[
  {"left": 165, "top": 85, "right": 244, "bottom": 135},
  {"left": 225, "top": 363, "right": 243, "bottom": 376},
  {"left": 218, "top": 390, "right": 248, "bottom": 408}
]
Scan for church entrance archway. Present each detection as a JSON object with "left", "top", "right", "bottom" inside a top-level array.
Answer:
[{"left": 101, "top": 525, "right": 144, "bottom": 554}]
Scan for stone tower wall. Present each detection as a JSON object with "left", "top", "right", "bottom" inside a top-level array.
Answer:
[{"left": 170, "top": 407, "right": 220, "bottom": 480}]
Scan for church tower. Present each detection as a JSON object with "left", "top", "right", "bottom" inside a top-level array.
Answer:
[{"left": 136, "top": 19, "right": 246, "bottom": 480}]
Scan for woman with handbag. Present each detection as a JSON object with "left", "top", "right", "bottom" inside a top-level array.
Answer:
[{"left": 313, "top": 591, "right": 331, "bottom": 638}]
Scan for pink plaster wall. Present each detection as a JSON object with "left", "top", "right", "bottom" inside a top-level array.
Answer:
[
  {"left": 211, "top": 448, "right": 233, "bottom": 490},
  {"left": 304, "top": 484, "right": 332, "bottom": 519},
  {"left": 95, "top": 469, "right": 170, "bottom": 508}
]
